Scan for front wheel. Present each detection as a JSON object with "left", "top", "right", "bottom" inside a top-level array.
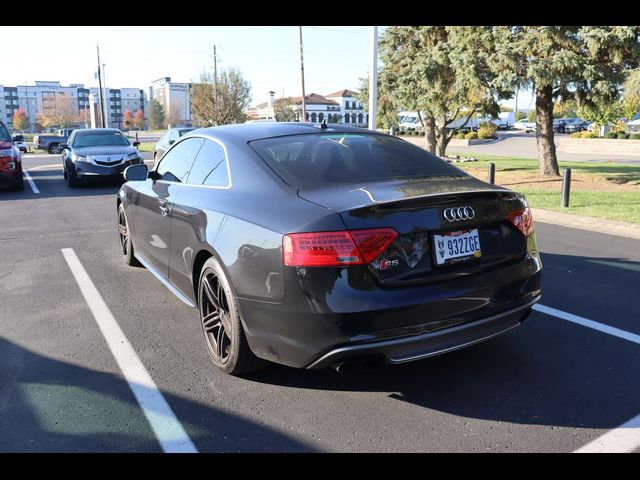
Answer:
[
  {"left": 118, "top": 204, "right": 141, "bottom": 266},
  {"left": 48, "top": 143, "right": 59, "bottom": 154},
  {"left": 198, "top": 257, "right": 264, "bottom": 375}
]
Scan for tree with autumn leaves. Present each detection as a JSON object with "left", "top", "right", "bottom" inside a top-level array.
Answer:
[{"left": 12, "top": 109, "right": 30, "bottom": 132}]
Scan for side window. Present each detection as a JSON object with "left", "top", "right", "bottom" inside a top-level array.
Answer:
[
  {"left": 186, "top": 139, "right": 230, "bottom": 187},
  {"left": 156, "top": 138, "right": 204, "bottom": 183},
  {"left": 169, "top": 130, "right": 179, "bottom": 143}
]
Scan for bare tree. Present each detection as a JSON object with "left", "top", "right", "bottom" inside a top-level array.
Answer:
[{"left": 191, "top": 68, "right": 251, "bottom": 126}]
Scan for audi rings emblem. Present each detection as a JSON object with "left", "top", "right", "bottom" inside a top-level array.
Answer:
[{"left": 443, "top": 206, "right": 475, "bottom": 222}]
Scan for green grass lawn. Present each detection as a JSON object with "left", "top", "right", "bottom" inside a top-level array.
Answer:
[
  {"left": 450, "top": 153, "right": 640, "bottom": 184},
  {"left": 521, "top": 190, "right": 640, "bottom": 224},
  {"left": 450, "top": 153, "right": 640, "bottom": 224}
]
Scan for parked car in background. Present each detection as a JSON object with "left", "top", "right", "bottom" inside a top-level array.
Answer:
[
  {"left": 553, "top": 118, "right": 568, "bottom": 133},
  {"left": 626, "top": 112, "right": 640, "bottom": 134},
  {"left": 514, "top": 119, "right": 536, "bottom": 133},
  {"left": 12, "top": 134, "right": 28, "bottom": 153},
  {"left": 563, "top": 118, "right": 589, "bottom": 134},
  {"left": 34, "top": 128, "right": 75, "bottom": 154},
  {"left": 154, "top": 127, "right": 195, "bottom": 161},
  {"left": 117, "top": 122, "right": 542, "bottom": 375},
  {"left": 60, "top": 128, "right": 142, "bottom": 187},
  {"left": 0, "top": 121, "right": 24, "bottom": 190}
]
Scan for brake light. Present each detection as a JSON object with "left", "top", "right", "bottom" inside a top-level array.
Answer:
[
  {"left": 508, "top": 207, "right": 534, "bottom": 236},
  {"left": 283, "top": 228, "right": 398, "bottom": 267},
  {"left": 0, "top": 148, "right": 16, "bottom": 172}
]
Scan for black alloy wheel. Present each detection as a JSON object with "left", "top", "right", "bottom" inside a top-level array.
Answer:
[
  {"left": 198, "top": 258, "right": 263, "bottom": 375},
  {"left": 118, "top": 204, "right": 140, "bottom": 266}
]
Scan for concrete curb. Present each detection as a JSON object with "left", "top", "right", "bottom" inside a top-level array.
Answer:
[{"left": 532, "top": 208, "right": 640, "bottom": 240}]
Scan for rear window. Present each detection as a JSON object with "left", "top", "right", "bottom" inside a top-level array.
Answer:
[
  {"left": 249, "top": 133, "right": 465, "bottom": 188},
  {"left": 0, "top": 123, "right": 11, "bottom": 142}
]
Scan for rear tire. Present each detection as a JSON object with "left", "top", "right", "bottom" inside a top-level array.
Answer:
[
  {"left": 198, "top": 257, "right": 264, "bottom": 375},
  {"left": 118, "top": 204, "right": 141, "bottom": 266},
  {"left": 48, "top": 144, "right": 59, "bottom": 154},
  {"left": 13, "top": 176, "right": 25, "bottom": 191}
]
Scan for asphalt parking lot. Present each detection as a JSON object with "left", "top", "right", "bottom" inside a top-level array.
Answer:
[{"left": 1, "top": 153, "right": 639, "bottom": 452}]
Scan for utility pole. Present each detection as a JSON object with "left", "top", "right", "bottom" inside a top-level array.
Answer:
[
  {"left": 213, "top": 44, "right": 218, "bottom": 112},
  {"left": 213, "top": 45, "right": 218, "bottom": 85},
  {"left": 298, "top": 26, "right": 307, "bottom": 122},
  {"left": 102, "top": 63, "right": 109, "bottom": 128},
  {"left": 368, "top": 26, "right": 378, "bottom": 131},
  {"left": 96, "top": 44, "right": 106, "bottom": 128},
  {"left": 514, "top": 86, "right": 519, "bottom": 120}
]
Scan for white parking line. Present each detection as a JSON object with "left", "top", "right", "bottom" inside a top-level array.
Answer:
[
  {"left": 61, "top": 248, "right": 197, "bottom": 453},
  {"left": 533, "top": 304, "right": 640, "bottom": 345},
  {"left": 533, "top": 303, "right": 640, "bottom": 453},
  {"left": 574, "top": 414, "right": 640, "bottom": 453},
  {"left": 23, "top": 170, "right": 39, "bottom": 194},
  {"left": 28, "top": 164, "right": 61, "bottom": 170}
]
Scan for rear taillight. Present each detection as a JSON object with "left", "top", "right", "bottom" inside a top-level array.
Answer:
[
  {"left": 508, "top": 207, "right": 534, "bottom": 236},
  {"left": 0, "top": 149, "right": 16, "bottom": 172},
  {"left": 283, "top": 228, "right": 398, "bottom": 267}
]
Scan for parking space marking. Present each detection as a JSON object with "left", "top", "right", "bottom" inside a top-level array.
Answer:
[
  {"left": 574, "top": 414, "right": 640, "bottom": 453},
  {"left": 23, "top": 170, "right": 40, "bottom": 194},
  {"left": 61, "top": 248, "right": 197, "bottom": 453},
  {"left": 533, "top": 304, "right": 640, "bottom": 345}
]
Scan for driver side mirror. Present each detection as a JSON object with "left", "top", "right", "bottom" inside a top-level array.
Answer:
[
  {"left": 168, "top": 139, "right": 175, "bottom": 145},
  {"left": 123, "top": 164, "right": 149, "bottom": 181},
  {"left": 132, "top": 141, "right": 140, "bottom": 147}
]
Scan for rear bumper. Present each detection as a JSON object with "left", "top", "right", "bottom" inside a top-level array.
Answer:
[
  {"left": 306, "top": 297, "right": 537, "bottom": 369},
  {"left": 0, "top": 171, "right": 23, "bottom": 186},
  {"left": 238, "top": 253, "right": 542, "bottom": 369}
]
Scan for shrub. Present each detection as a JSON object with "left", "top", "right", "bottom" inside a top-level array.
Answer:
[
  {"left": 455, "top": 133, "right": 466, "bottom": 139},
  {"left": 570, "top": 132, "right": 582, "bottom": 138},
  {"left": 630, "top": 134, "right": 640, "bottom": 140},
  {"left": 604, "top": 132, "right": 615, "bottom": 139},
  {"left": 611, "top": 120, "right": 627, "bottom": 134},
  {"left": 465, "top": 131, "right": 478, "bottom": 140},
  {"left": 477, "top": 122, "right": 497, "bottom": 139},
  {"left": 581, "top": 131, "right": 599, "bottom": 138},
  {"left": 617, "top": 133, "right": 630, "bottom": 139}
]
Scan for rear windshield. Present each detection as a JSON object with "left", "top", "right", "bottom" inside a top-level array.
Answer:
[
  {"left": 73, "top": 132, "right": 129, "bottom": 148},
  {"left": 179, "top": 129, "right": 195, "bottom": 137},
  {"left": 0, "top": 124, "right": 11, "bottom": 142},
  {"left": 249, "top": 133, "right": 465, "bottom": 188}
]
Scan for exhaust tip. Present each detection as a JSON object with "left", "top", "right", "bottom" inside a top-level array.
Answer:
[{"left": 331, "top": 355, "right": 386, "bottom": 373}]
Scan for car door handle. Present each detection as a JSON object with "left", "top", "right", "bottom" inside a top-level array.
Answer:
[{"left": 159, "top": 203, "right": 171, "bottom": 216}]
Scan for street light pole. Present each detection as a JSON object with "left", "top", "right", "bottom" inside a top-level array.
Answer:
[{"left": 368, "top": 26, "right": 378, "bottom": 131}]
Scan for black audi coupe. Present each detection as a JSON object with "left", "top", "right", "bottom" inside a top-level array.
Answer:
[{"left": 117, "top": 123, "right": 542, "bottom": 375}]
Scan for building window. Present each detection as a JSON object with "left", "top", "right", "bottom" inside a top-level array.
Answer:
[
  {"left": 344, "top": 113, "right": 350, "bottom": 123},
  {"left": 318, "top": 112, "right": 324, "bottom": 122},
  {"left": 358, "top": 113, "right": 363, "bottom": 124},
  {"left": 345, "top": 101, "right": 350, "bottom": 110},
  {"left": 311, "top": 112, "right": 317, "bottom": 123}
]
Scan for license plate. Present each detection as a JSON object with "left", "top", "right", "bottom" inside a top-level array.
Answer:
[{"left": 433, "top": 229, "right": 482, "bottom": 266}]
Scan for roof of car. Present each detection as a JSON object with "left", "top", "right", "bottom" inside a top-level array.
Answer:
[
  {"left": 188, "top": 122, "right": 378, "bottom": 143},
  {"left": 74, "top": 128, "right": 123, "bottom": 135}
]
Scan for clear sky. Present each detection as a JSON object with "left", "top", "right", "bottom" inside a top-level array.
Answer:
[{"left": 2, "top": 25, "right": 533, "bottom": 110}]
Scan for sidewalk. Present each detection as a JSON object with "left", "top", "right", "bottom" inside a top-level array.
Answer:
[{"left": 532, "top": 208, "right": 640, "bottom": 240}]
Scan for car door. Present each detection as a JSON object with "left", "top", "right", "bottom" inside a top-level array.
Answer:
[
  {"left": 167, "top": 139, "right": 230, "bottom": 299},
  {"left": 133, "top": 137, "right": 204, "bottom": 277}
]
